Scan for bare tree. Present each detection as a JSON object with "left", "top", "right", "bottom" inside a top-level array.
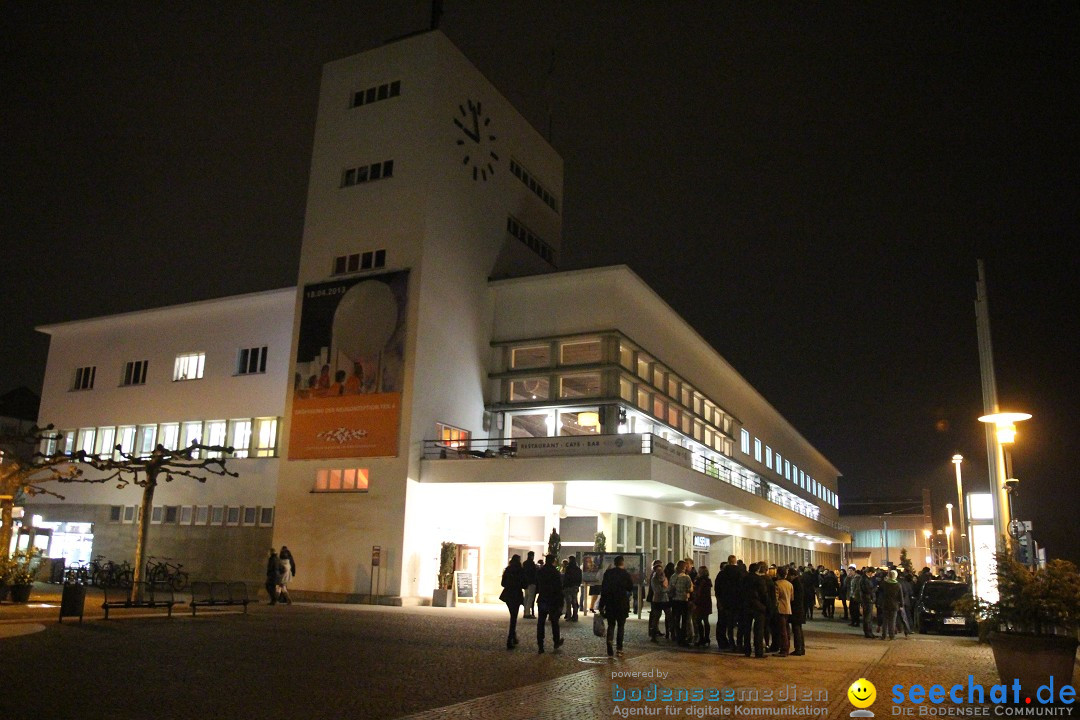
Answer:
[
  {"left": 65, "top": 442, "right": 236, "bottom": 587},
  {"left": 0, "top": 425, "right": 81, "bottom": 559}
]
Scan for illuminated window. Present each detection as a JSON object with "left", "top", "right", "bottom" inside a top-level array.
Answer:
[
  {"left": 509, "top": 412, "right": 552, "bottom": 438},
  {"left": 180, "top": 421, "right": 203, "bottom": 454},
  {"left": 765, "top": 446, "right": 773, "bottom": 470},
  {"left": 511, "top": 345, "right": 550, "bottom": 369},
  {"left": 618, "top": 342, "right": 633, "bottom": 370},
  {"left": 436, "top": 422, "right": 470, "bottom": 449},
  {"left": 229, "top": 419, "right": 252, "bottom": 458},
  {"left": 117, "top": 426, "right": 136, "bottom": 455},
  {"left": 173, "top": 352, "right": 205, "bottom": 381},
  {"left": 72, "top": 365, "right": 96, "bottom": 391},
  {"left": 559, "top": 373, "right": 600, "bottom": 398},
  {"left": 122, "top": 360, "right": 148, "bottom": 386},
  {"left": 159, "top": 423, "right": 179, "bottom": 451},
  {"left": 636, "top": 354, "right": 651, "bottom": 381},
  {"left": 236, "top": 346, "right": 268, "bottom": 375},
  {"left": 510, "top": 377, "right": 549, "bottom": 401},
  {"left": 740, "top": 429, "right": 750, "bottom": 454},
  {"left": 195, "top": 506, "right": 209, "bottom": 525},
  {"left": 754, "top": 438, "right": 762, "bottom": 463},
  {"left": 314, "top": 468, "right": 370, "bottom": 492},
  {"left": 619, "top": 376, "right": 634, "bottom": 403},
  {"left": 134, "top": 425, "right": 157, "bottom": 456},
  {"left": 559, "top": 409, "right": 600, "bottom": 436},
  {"left": 775, "top": 453, "right": 783, "bottom": 475},
  {"left": 76, "top": 428, "right": 96, "bottom": 456},
  {"left": 252, "top": 417, "right": 278, "bottom": 457},
  {"left": 204, "top": 420, "right": 227, "bottom": 458}
]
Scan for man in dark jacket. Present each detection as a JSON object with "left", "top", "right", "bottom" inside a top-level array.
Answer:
[
  {"left": 715, "top": 555, "right": 742, "bottom": 649},
  {"left": 535, "top": 554, "right": 564, "bottom": 653},
  {"left": 748, "top": 562, "right": 770, "bottom": 658},
  {"left": 599, "top": 555, "right": 635, "bottom": 656},
  {"left": 789, "top": 570, "right": 807, "bottom": 655},
  {"left": 562, "top": 556, "right": 582, "bottom": 621}
]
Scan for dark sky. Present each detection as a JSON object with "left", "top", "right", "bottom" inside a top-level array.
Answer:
[{"left": 3, "top": 3, "right": 1077, "bottom": 562}]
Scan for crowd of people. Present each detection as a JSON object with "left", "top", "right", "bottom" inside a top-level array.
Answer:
[{"left": 500, "top": 552, "right": 961, "bottom": 657}]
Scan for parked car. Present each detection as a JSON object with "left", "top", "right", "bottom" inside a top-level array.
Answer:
[{"left": 915, "top": 580, "right": 976, "bottom": 635}]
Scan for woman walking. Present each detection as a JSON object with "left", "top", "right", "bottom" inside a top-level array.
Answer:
[
  {"left": 278, "top": 546, "right": 296, "bottom": 605},
  {"left": 499, "top": 554, "right": 526, "bottom": 649}
]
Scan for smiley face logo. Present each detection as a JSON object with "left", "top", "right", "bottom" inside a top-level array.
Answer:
[{"left": 848, "top": 678, "right": 877, "bottom": 709}]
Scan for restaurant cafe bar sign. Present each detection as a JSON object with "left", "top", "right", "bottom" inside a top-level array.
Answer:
[{"left": 516, "top": 434, "right": 643, "bottom": 458}]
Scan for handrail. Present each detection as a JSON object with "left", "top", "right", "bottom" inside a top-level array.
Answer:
[{"left": 421, "top": 434, "right": 850, "bottom": 534}]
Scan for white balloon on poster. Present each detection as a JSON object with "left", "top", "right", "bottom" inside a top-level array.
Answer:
[{"left": 331, "top": 280, "right": 399, "bottom": 366}]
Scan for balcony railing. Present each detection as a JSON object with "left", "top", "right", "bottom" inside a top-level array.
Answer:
[{"left": 422, "top": 433, "right": 849, "bottom": 533}]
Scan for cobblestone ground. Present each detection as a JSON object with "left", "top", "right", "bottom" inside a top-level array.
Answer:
[{"left": 2, "top": 590, "right": 1076, "bottom": 720}]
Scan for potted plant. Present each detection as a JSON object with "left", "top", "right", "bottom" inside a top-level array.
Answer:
[
  {"left": 432, "top": 541, "right": 457, "bottom": 607},
  {"left": 3, "top": 549, "right": 38, "bottom": 603},
  {"left": 547, "top": 527, "right": 561, "bottom": 561},
  {"left": 982, "top": 550, "right": 1080, "bottom": 697}
]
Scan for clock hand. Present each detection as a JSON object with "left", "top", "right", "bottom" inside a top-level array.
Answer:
[
  {"left": 471, "top": 107, "right": 480, "bottom": 142},
  {"left": 453, "top": 117, "right": 479, "bottom": 142}
]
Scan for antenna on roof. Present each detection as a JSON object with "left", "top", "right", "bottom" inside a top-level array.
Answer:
[{"left": 431, "top": 0, "right": 443, "bottom": 30}]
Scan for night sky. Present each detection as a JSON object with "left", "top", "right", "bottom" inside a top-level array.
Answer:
[{"left": 3, "top": 3, "right": 1077, "bottom": 563}]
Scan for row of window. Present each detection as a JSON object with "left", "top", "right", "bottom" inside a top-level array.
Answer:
[
  {"left": 313, "top": 467, "right": 369, "bottom": 492},
  {"left": 70, "top": 347, "right": 269, "bottom": 392},
  {"left": 741, "top": 429, "right": 839, "bottom": 509},
  {"left": 349, "top": 79, "right": 401, "bottom": 109},
  {"left": 108, "top": 504, "right": 275, "bottom": 527},
  {"left": 341, "top": 160, "right": 394, "bottom": 187},
  {"left": 332, "top": 248, "right": 386, "bottom": 276},
  {"left": 509, "top": 158, "right": 559, "bottom": 213},
  {"left": 503, "top": 335, "right": 737, "bottom": 455},
  {"left": 506, "top": 215, "right": 556, "bottom": 265},
  {"left": 49, "top": 417, "right": 280, "bottom": 459}
]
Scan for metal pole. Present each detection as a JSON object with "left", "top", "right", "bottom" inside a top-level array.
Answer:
[
  {"left": 883, "top": 516, "right": 889, "bottom": 566},
  {"left": 953, "top": 457, "right": 967, "bottom": 561},
  {"left": 975, "top": 260, "right": 1011, "bottom": 549}
]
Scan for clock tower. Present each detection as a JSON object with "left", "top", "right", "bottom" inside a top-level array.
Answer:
[{"left": 274, "top": 30, "right": 564, "bottom": 601}]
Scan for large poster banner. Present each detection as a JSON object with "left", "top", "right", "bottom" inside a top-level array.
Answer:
[{"left": 289, "top": 270, "right": 409, "bottom": 459}]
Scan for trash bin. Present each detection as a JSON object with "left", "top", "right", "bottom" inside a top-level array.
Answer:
[{"left": 59, "top": 583, "right": 87, "bottom": 623}]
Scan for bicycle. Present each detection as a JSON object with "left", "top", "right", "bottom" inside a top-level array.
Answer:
[{"left": 145, "top": 556, "right": 188, "bottom": 591}]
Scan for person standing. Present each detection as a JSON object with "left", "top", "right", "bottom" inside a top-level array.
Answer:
[
  {"left": 880, "top": 569, "right": 901, "bottom": 640},
  {"left": 562, "top": 556, "right": 582, "bottom": 621},
  {"left": 856, "top": 568, "right": 876, "bottom": 638},
  {"left": 897, "top": 571, "right": 914, "bottom": 637},
  {"left": 820, "top": 567, "right": 838, "bottom": 619},
  {"left": 535, "top": 554, "right": 564, "bottom": 653},
  {"left": 265, "top": 548, "right": 282, "bottom": 605},
  {"left": 499, "top": 554, "right": 526, "bottom": 649},
  {"left": 774, "top": 567, "right": 793, "bottom": 656},
  {"left": 788, "top": 567, "right": 806, "bottom": 655},
  {"left": 599, "top": 555, "right": 634, "bottom": 656},
  {"left": 647, "top": 560, "right": 668, "bottom": 642},
  {"left": 839, "top": 565, "right": 851, "bottom": 620},
  {"left": 691, "top": 565, "right": 713, "bottom": 647},
  {"left": 747, "top": 562, "right": 769, "bottom": 658},
  {"left": 522, "top": 551, "right": 538, "bottom": 619},
  {"left": 670, "top": 560, "right": 694, "bottom": 647},
  {"left": 277, "top": 546, "right": 295, "bottom": 604},
  {"left": 662, "top": 561, "right": 676, "bottom": 639}
]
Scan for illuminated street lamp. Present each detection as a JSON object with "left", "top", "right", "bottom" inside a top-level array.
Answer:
[
  {"left": 923, "top": 528, "right": 933, "bottom": 566},
  {"left": 945, "top": 503, "right": 955, "bottom": 567},
  {"left": 951, "top": 455, "right": 968, "bottom": 566},
  {"left": 978, "top": 411, "right": 1030, "bottom": 546}
]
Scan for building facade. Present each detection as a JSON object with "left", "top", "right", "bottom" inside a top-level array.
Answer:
[{"left": 26, "top": 31, "right": 848, "bottom": 600}]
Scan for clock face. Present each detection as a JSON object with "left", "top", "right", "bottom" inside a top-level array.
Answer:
[{"left": 453, "top": 98, "right": 498, "bottom": 181}]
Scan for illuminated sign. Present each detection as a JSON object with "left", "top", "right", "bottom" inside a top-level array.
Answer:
[{"left": 693, "top": 535, "right": 711, "bottom": 549}]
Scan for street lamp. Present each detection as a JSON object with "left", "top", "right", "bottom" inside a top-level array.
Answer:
[
  {"left": 923, "top": 528, "right": 932, "bottom": 567},
  {"left": 945, "top": 503, "right": 955, "bottom": 568},
  {"left": 951, "top": 454, "right": 967, "bottom": 565},
  {"left": 978, "top": 411, "right": 1030, "bottom": 546}
]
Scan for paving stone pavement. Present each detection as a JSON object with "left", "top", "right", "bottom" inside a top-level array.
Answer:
[{"left": 3, "top": 590, "right": 1076, "bottom": 720}]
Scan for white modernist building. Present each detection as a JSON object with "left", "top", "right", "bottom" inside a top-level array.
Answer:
[{"left": 27, "top": 30, "right": 848, "bottom": 601}]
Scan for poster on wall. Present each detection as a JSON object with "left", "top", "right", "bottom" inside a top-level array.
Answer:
[
  {"left": 580, "top": 552, "right": 646, "bottom": 587},
  {"left": 289, "top": 270, "right": 409, "bottom": 459}
]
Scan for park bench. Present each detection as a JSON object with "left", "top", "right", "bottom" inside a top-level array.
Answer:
[
  {"left": 102, "top": 582, "right": 176, "bottom": 619},
  {"left": 189, "top": 581, "right": 250, "bottom": 616}
]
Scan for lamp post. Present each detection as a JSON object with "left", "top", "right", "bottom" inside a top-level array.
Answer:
[
  {"left": 978, "top": 411, "right": 1030, "bottom": 548},
  {"left": 951, "top": 454, "right": 967, "bottom": 564},
  {"left": 945, "top": 503, "right": 955, "bottom": 569},
  {"left": 923, "top": 528, "right": 932, "bottom": 567}
]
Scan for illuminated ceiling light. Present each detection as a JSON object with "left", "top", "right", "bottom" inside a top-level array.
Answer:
[
  {"left": 578, "top": 411, "right": 600, "bottom": 428},
  {"left": 775, "top": 527, "right": 786, "bottom": 532},
  {"left": 714, "top": 509, "right": 728, "bottom": 515},
  {"left": 758, "top": 522, "right": 769, "bottom": 528},
  {"left": 681, "top": 500, "right": 697, "bottom": 507}
]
